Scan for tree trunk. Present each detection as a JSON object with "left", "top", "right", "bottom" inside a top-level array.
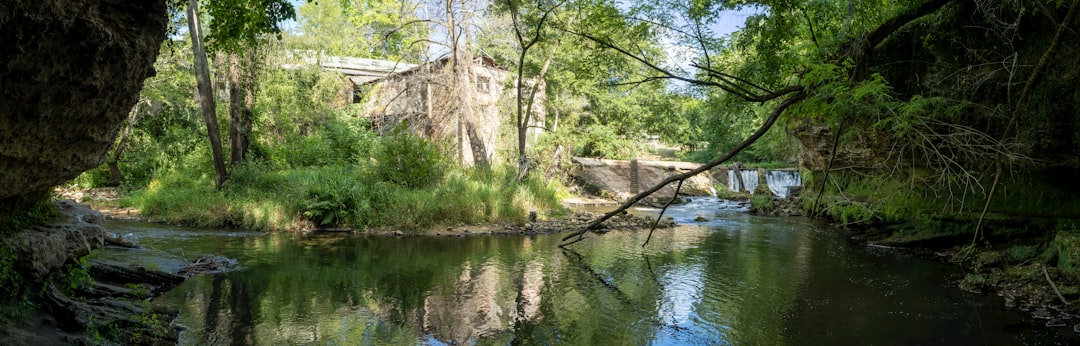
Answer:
[
  {"left": 187, "top": 0, "right": 228, "bottom": 189},
  {"left": 228, "top": 53, "right": 243, "bottom": 167},
  {"left": 107, "top": 101, "right": 142, "bottom": 187},
  {"left": 460, "top": 0, "right": 485, "bottom": 167},
  {"left": 466, "top": 122, "right": 488, "bottom": 167},
  {"left": 515, "top": 48, "right": 529, "bottom": 178},
  {"left": 445, "top": 0, "right": 464, "bottom": 164},
  {"left": 228, "top": 49, "right": 256, "bottom": 169},
  {"left": 508, "top": 2, "right": 556, "bottom": 180},
  {"left": 524, "top": 39, "right": 559, "bottom": 140}
]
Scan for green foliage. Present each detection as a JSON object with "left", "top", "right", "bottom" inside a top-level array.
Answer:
[
  {"left": 299, "top": 166, "right": 365, "bottom": 227},
  {"left": 1007, "top": 245, "right": 1040, "bottom": 263},
  {"left": 204, "top": 0, "right": 297, "bottom": 52},
  {"left": 0, "top": 192, "right": 59, "bottom": 236},
  {"left": 576, "top": 124, "right": 641, "bottom": 160},
  {"left": 1042, "top": 229, "right": 1080, "bottom": 281},
  {"left": 0, "top": 244, "right": 21, "bottom": 302},
  {"left": 295, "top": 0, "right": 428, "bottom": 61},
  {"left": 961, "top": 273, "right": 986, "bottom": 289},
  {"left": 69, "top": 164, "right": 115, "bottom": 189},
  {"left": 272, "top": 117, "right": 376, "bottom": 168},
  {"left": 0, "top": 195, "right": 53, "bottom": 316},
  {"left": 749, "top": 194, "right": 774, "bottom": 212},
  {"left": 373, "top": 125, "right": 447, "bottom": 189},
  {"left": 130, "top": 162, "right": 564, "bottom": 232},
  {"left": 62, "top": 257, "right": 92, "bottom": 296}
]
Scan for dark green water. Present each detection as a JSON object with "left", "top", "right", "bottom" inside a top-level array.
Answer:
[{"left": 94, "top": 199, "right": 1069, "bottom": 345}]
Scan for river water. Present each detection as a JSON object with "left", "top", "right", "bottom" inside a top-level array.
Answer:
[{"left": 92, "top": 197, "right": 1069, "bottom": 345}]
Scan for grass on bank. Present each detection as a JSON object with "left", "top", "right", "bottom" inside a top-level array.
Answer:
[{"left": 124, "top": 163, "right": 567, "bottom": 233}]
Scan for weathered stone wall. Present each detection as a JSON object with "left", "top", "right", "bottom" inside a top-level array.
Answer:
[
  {"left": 571, "top": 157, "right": 718, "bottom": 204},
  {"left": 359, "top": 57, "right": 530, "bottom": 167},
  {"left": 0, "top": 0, "right": 168, "bottom": 201}
]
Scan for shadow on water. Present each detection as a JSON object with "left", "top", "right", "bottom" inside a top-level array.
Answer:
[{"left": 92, "top": 198, "right": 1077, "bottom": 345}]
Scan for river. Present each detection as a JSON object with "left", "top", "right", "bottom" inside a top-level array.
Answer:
[{"left": 91, "top": 197, "right": 1070, "bottom": 345}]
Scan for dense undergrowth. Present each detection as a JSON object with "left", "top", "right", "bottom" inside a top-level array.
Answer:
[
  {"left": 125, "top": 162, "right": 566, "bottom": 232},
  {"left": 62, "top": 58, "right": 571, "bottom": 233},
  {"left": 113, "top": 123, "right": 567, "bottom": 232}
]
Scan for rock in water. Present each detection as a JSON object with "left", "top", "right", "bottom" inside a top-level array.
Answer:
[{"left": 0, "top": 0, "right": 168, "bottom": 201}]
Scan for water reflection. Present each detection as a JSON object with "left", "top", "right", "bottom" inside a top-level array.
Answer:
[{"left": 93, "top": 209, "right": 1070, "bottom": 345}]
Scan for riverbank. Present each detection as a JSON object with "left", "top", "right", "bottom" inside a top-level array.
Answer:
[
  {"left": 56, "top": 165, "right": 570, "bottom": 234},
  {"left": 0, "top": 199, "right": 239, "bottom": 345},
  {"left": 56, "top": 186, "right": 674, "bottom": 237},
  {"left": 748, "top": 188, "right": 1080, "bottom": 335}
]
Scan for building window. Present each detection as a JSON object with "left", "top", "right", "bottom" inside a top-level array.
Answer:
[{"left": 476, "top": 76, "right": 490, "bottom": 94}]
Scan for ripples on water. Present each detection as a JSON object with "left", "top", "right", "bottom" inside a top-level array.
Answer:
[{"left": 92, "top": 197, "right": 1074, "bottom": 345}]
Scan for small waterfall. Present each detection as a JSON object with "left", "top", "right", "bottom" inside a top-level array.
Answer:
[
  {"left": 727, "top": 169, "right": 760, "bottom": 194},
  {"left": 708, "top": 186, "right": 717, "bottom": 197},
  {"left": 766, "top": 170, "right": 802, "bottom": 199}
]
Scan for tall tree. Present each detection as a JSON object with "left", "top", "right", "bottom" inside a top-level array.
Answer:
[
  {"left": 226, "top": 49, "right": 257, "bottom": 169},
  {"left": 422, "top": 0, "right": 487, "bottom": 166},
  {"left": 500, "top": 0, "right": 561, "bottom": 179},
  {"left": 205, "top": 0, "right": 296, "bottom": 170},
  {"left": 186, "top": 0, "right": 229, "bottom": 189},
  {"left": 183, "top": 0, "right": 296, "bottom": 186},
  {"left": 105, "top": 99, "right": 148, "bottom": 187}
]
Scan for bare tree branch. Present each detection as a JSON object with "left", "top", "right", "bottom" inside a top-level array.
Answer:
[
  {"left": 561, "top": 91, "right": 807, "bottom": 247},
  {"left": 641, "top": 180, "right": 683, "bottom": 248},
  {"left": 568, "top": 29, "right": 797, "bottom": 103}
]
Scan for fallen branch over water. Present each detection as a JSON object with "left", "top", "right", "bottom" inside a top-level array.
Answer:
[
  {"left": 560, "top": 92, "right": 806, "bottom": 247},
  {"left": 641, "top": 180, "right": 683, "bottom": 248}
]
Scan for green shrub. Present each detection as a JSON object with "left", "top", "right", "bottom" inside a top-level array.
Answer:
[
  {"left": 750, "top": 194, "right": 774, "bottom": 212},
  {"left": 68, "top": 164, "right": 114, "bottom": 188},
  {"left": 577, "top": 124, "right": 640, "bottom": 160},
  {"left": 0, "top": 192, "right": 58, "bottom": 236},
  {"left": 0, "top": 193, "right": 59, "bottom": 303},
  {"left": 1007, "top": 245, "right": 1040, "bottom": 263},
  {"left": 299, "top": 166, "right": 364, "bottom": 227},
  {"left": 130, "top": 161, "right": 567, "bottom": 232},
  {"left": 1042, "top": 229, "right": 1080, "bottom": 281},
  {"left": 0, "top": 245, "right": 21, "bottom": 301},
  {"left": 62, "top": 257, "right": 92, "bottom": 296},
  {"left": 373, "top": 125, "right": 447, "bottom": 189}
]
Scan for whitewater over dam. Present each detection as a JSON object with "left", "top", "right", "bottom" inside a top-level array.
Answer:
[
  {"left": 727, "top": 169, "right": 802, "bottom": 198},
  {"left": 570, "top": 157, "right": 803, "bottom": 202}
]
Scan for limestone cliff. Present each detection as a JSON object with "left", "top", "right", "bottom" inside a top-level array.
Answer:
[{"left": 0, "top": 0, "right": 168, "bottom": 201}]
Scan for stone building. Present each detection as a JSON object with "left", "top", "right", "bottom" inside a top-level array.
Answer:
[{"left": 334, "top": 55, "right": 544, "bottom": 167}]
